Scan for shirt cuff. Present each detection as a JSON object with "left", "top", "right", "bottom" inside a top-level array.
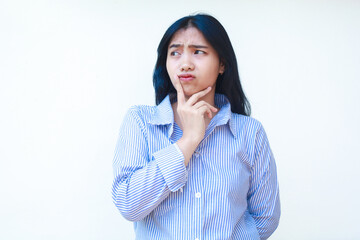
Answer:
[{"left": 153, "top": 143, "right": 187, "bottom": 192}]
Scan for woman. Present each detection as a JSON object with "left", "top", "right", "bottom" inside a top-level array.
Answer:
[{"left": 112, "top": 14, "right": 280, "bottom": 239}]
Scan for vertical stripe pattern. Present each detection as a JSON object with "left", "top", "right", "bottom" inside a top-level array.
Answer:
[{"left": 112, "top": 94, "right": 280, "bottom": 239}]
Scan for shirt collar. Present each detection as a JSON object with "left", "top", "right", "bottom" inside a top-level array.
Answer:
[
  {"left": 212, "top": 94, "right": 237, "bottom": 137},
  {"left": 149, "top": 95, "right": 174, "bottom": 126},
  {"left": 149, "top": 94, "right": 237, "bottom": 138}
]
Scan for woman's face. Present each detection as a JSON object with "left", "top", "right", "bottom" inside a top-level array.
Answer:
[{"left": 166, "top": 27, "right": 224, "bottom": 99}]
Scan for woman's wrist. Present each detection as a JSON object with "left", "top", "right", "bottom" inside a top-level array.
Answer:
[{"left": 176, "top": 136, "right": 200, "bottom": 166}]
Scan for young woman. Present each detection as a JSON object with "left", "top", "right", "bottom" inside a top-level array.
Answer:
[{"left": 112, "top": 14, "right": 280, "bottom": 239}]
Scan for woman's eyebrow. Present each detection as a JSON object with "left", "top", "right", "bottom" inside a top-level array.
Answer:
[
  {"left": 168, "top": 43, "right": 208, "bottom": 49},
  {"left": 189, "top": 44, "right": 208, "bottom": 49}
]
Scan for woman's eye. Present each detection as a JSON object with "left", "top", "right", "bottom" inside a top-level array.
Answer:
[
  {"left": 195, "top": 50, "right": 205, "bottom": 54},
  {"left": 170, "top": 51, "right": 180, "bottom": 56}
]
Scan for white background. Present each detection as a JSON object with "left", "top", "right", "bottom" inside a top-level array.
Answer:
[{"left": 1, "top": 0, "right": 359, "bottom": 239}]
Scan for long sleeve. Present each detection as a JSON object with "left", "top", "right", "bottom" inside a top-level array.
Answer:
[
  {"left": 111, "top": 107, "right": 187, "bottom": 221},
  {"left": 247, "top": 125, "right": 281, "bottom": 239},
  {"left": 112, "top": 95, "right": 281, "bottom": 239}
]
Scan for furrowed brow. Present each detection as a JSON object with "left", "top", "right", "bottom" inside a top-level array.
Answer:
[
  {"left": 169, "top": 44, "right": 182, "bottom": 49},
  {"left": 189, "top": 44, "right": 208, "bottom": 49},
  {"left": 168, "top": 44, "right": 209, "bottom": 49}
]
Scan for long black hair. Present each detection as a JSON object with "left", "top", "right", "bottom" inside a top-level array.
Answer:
[{"left": 153, "top": 14, "right": 251, "bottom": 116}]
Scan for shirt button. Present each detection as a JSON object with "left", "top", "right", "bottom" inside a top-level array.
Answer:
[{"left": 195, "top": 192, "right": 201, "bottom": 198}]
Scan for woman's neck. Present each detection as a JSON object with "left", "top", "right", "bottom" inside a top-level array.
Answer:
[{"left": 171, "top": 92, "right": 218, "bottom": 131}]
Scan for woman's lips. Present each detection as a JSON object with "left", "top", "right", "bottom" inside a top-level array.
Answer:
[{"left": 178, "top": 74, "right": 195, "bottom": 82}]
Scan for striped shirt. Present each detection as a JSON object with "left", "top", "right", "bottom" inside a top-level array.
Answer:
[{"left": 112, "top": 94, "right": 280, "bottom": 239}]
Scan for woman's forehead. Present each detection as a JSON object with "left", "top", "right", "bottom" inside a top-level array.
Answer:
[{"left": 169, "top": 27, "right": 209, "bottom": 46}]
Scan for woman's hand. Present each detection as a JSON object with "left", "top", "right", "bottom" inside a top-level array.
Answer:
[{"left": 173, "top": 75, "right": 218, "bottom": 166}]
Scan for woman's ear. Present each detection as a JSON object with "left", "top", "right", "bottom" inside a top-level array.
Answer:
[{"left": 219, "top": 61, "right": 225, "bottom": 74}]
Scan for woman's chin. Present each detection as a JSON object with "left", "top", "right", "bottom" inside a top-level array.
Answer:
[
  {"left": 183, "top": 91, "right": 198, "bottom": 99},
  {"left": 182, "top": 87, "right": 215, "bottom": 100}
]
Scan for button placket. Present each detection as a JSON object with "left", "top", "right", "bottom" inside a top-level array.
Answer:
[
  {"left": 189, "top": 146, "right": 203, "bottom": 240},
  {"left": 195, "top": 192, "right": 201, "bottom": 198}
]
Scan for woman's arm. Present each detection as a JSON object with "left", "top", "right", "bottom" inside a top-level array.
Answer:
[
  {"left": 112, "top": 107, "right": 187, "bottom": 221},
  {"left": 247, "top": 125, "right": 281, "bottom": 239},
  {"left": 112, "top": 76, "right": 217, "bottom": 222},
  {"left": 172, "top": 75, "right": 218, "bottom": 166}
]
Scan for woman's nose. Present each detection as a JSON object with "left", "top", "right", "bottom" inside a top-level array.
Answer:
[{"left": 180, "top": 55, "right": 194, "bottom": 71}]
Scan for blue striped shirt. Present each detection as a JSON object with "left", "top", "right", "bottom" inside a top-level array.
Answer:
[{"left": 112, "top": 94, "right": 280, "bottom": 239}]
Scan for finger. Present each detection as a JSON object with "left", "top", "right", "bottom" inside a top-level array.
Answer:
[
  {"left": 193, "top": 100, "right": 218, "bottom": 113},
  {"left": 187, "top": 86, "right": 212, "bottom": 105},
  {"left": 197, "top": 105, "right": 213, "bottom": 119},
  {"left": 172, "top": 74, "right": 185, "bottom": 104}
]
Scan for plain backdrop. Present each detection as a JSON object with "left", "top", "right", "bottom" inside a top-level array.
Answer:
[{"left": 1, "top": 0, "right": 359, "bottom": 239}]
